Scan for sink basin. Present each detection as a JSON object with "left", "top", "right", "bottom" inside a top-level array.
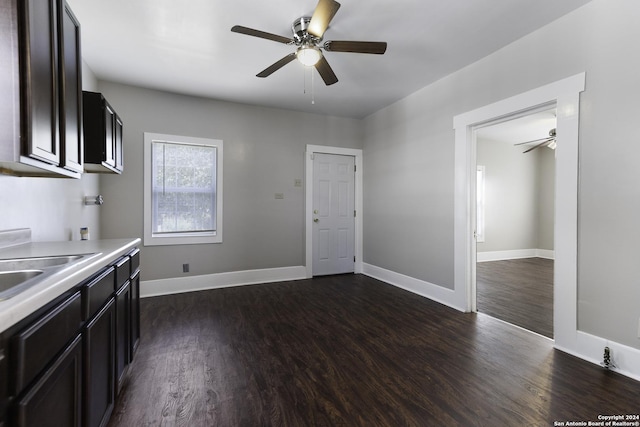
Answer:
[
  {"left": 0, "top": 255, "right": 85, "bottom": 272},
  {"left": 0, "top": 253, "right": 98, "bottom": 301},
  {"left": 0, "top": 270, "right": 43, "bottom": 299}
]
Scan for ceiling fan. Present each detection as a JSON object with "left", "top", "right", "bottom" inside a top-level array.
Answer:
[
  {"left": 514, "top": 128, "right": 557, "bottom": 153},
  {"left": 230, "top": 0, "right": 387, "bottom": 86}
]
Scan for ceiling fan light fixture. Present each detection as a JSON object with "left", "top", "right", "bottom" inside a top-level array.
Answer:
[{"left": 296, "top": 45, "right": 321, "bottom": 66}]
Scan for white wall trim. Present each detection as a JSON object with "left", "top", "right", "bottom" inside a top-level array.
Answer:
[
  {"left": 140, "top": 266, "right": 307, "bottom": 298},
  {"left": 305, "top": 145, "right": 363, "bottom": 278},
  {"left": 477, "top": 249, "right": 555, "bottom": 262},
  {"left": 362, "top": 263, "right": 465, "bottom": 312}
]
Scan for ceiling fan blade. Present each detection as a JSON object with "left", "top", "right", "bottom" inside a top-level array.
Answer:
[
  {"left": 231, "top": 25, "right": 293, "bottom": 44},
  {"left": 523, "top": 139, "right": 553, "bottom": 153},
  {"left": 314, "top": 55, "right": 338, "bottom": 85},
  {"left": 256, "top": 53, "right": 297, "bottom": 78},
  {"left": 307, "top": 0, "right": 341, "bottom": 39},
  {"left": 514, "top": 136, "right": 553, "bottom": 146},
  {"left": 324, "top": 40, "right": 387, "bottom": 54}
]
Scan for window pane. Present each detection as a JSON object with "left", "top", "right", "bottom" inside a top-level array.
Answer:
[{"left": 151, "top": 141, "right": 217, "bottom": 234}]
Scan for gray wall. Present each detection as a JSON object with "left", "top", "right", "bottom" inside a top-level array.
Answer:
[
  {"left": 0, "top": 62, "right": 100, "bottom": 242},
  {"left": 363, "top": 0, "right": 640, "bottom": 348},
  {"left": 536, "top": 148, "right": 555, "bottom": 251},
  {"left": 96, "top": 82, "right": 363, "bottom": 282},
  {"left": 476, "top": 138, "right": 554, "bottom": 253}
]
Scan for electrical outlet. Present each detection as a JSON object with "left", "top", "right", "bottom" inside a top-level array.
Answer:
[
  {"left": 294, "top": 179, "right": 302, "bottom": 187},
  {"left": 275, "top": 193, "right": 284, "bottom": 199},
  {"left": 182, "top": 263, "right": 189, "bottom": 273}
]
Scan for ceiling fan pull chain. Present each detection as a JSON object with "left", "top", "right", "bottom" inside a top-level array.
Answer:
[
  {"left": 304, "top": 66, "right": 307, "bottom": 95},
  {"left": 312, "top": 67, "right": 315, "bottom": 104}
]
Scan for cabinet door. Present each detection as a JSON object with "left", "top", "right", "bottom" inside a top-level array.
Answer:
[
  {"left": 114, "top": 281, "right": 130, "bottom": 394},
  {"left": 130, "top": 270, "right": 140, "bottom": 357},
  {"left": 84, "top": 298, "right": 115, "bottom": 427},
  {"left": 103, "top": 102, "right": 116, "bottom": 168},
  {"left": 21, "top": 0, "right": 61, "bottom": 165},
  {"left": 15, "top": 334, "right": 82, "bottom": 427},
  {"left": 59, "top": 2, "right": 83, "bottom": 174},
  {"left": 0, "top": 342, "right": 7, "bottom": 426},
  {"left": 114, "top": 114, "right": 123, "bottom": 172}
]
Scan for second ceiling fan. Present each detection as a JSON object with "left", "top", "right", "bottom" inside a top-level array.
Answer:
[
  {"left": 231, "top": 0, "right": 387, "bottom": 86},
  {"left": 514, "top": 128, "right": 557, "bottom": 153}
]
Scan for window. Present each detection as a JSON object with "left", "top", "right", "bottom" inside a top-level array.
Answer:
[
  {"left": 476, "top": 165, "right": 485, "bottom": 243},
  {"left": 143, "top": 133, "right": 223, "bottom": 246}
]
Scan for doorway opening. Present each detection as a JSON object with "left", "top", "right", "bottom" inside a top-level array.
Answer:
[
  {"left": 453, "top": 72, "right": 585, "bottom": 352},
  {"left": 474, "top": 109, "right": 557, "bottom": 338}
]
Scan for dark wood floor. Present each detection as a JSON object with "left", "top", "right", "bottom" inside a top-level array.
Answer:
[
  {"left": 476, "top": 258, "right": 553, "bottom": 338},
  {"left": 108, "top": 274, "right": 639, "bottom": 426}
]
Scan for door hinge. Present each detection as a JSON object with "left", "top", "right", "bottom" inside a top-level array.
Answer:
[
  {"left": 354, "top": 164, "right": 356, "bottom": 172},
  {"left": 354, "top": 210, "right": 356, "bottom": 217},
  {"left": 354, "top": 256, "right": 356, "bottom": 262}
]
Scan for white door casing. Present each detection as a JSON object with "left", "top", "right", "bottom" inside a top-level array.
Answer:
[
  {"left": 305, "top": 145, "right": 363, "bottom": 278},
  {"left": 453, "top": 73, "right": 585, "bottom": 352}
]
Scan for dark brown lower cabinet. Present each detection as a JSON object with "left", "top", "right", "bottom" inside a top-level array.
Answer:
[
  {"left": 1, "top": 247, "right": 140, "bottom": 426},
  {"left": 15, "top": 334, "right": 82, "bottom": 427},
  {"left": 0, "top": 343, "right": 7, "bottom": 426},
  {"left": 83, "top": 298, "right": 115, "bottom": 427},
  {"left": 115, "top": 280, "right": 130, "bottom": 394}
]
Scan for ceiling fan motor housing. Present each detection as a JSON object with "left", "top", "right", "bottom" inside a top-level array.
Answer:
[{"left": 292, "top": 17, "right": 322, "bottom": 45}]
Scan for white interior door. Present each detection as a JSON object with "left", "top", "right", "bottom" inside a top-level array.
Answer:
[{"left": 312, "top": 153, "right": 355, "bottom": 276}]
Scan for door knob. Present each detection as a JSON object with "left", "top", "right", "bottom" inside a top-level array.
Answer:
[{"left": 314, "top": 218, "right": 319, "bottom": 223}]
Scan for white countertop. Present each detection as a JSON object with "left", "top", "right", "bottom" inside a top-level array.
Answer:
[{"left": 0, "top": 238, "right": 141, "bottom": 333}]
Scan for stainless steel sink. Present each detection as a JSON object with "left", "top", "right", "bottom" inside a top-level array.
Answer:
[
  {"left": 0, "top": 270, "right": 43, "bottom": 292},
  {"left": 0, "top": 253, "right": 98, "bottom": 301},
  {"left": 0, "top": 255, "right": 85, "bottom": 272}
]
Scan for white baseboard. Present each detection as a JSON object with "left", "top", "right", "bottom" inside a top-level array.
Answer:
[
  {"left": 363, "top": 262, "right": 640, "bottom": 381},
  {"left": 555, "top": 331, "right": 640, "bottom": 381},
  {"left": 140, "top": 266, "right": 307, "bottom": 298},
  {"left": 362, "top": 263, "right": 465, "bottom": 312},
  {"left": 477, "top": 248, "right": 555, "bottom": 262}
]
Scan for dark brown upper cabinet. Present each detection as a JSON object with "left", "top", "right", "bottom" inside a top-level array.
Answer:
[
  {"left": 0, "top": 0, "right": 83, "bottom": 178},
  {"left": 83, "top": 91, "right": 123, "bottom": 174}
]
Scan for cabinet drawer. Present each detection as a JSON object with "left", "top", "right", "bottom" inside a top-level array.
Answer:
[
  {"left": 83, "top": 267, "right": 115, "bottom": 320},
  {"left": 12, "top": 291, "right": 82, "bottom": 394},
  {"left": 114, "top": 257, "right": 130, "bottom": 291},
  {"left": 129, "top": 248, "right": 140, "bottom": 277}
]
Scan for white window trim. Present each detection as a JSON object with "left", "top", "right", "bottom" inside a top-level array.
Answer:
[{"left": 143, "top": 132, "right": 223, "bottom": 246}]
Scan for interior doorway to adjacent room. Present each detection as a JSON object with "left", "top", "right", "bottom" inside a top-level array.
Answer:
[{"left": 474, "top": 109, "right": 557, "bottom": 338}]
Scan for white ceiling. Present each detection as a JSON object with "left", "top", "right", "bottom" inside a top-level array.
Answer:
[{"left": 67, "top": 0, "right": 592, "bottom": 119}]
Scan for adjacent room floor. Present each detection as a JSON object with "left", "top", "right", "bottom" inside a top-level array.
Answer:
[
  {"left": 476, "top": 257, "right": 553, "bottom": 338},
  {"left": 108, "top": 274, "right": 638, "bottom": 426}
]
